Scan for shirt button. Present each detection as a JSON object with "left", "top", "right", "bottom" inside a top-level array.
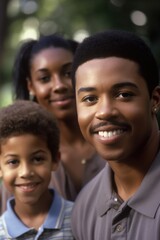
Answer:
[
  {"left": 114, "top": 205, "right": 119, "bottom": 210},
  {"left": 116, "top": 224, "right": 123, "bottom": 232},
  {"left": 114, "top": 197, "right": 118, "bottom": 202}
]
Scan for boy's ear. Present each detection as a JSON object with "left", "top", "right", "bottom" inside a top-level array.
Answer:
[
  {"left": 0, "top": 155, "right": 2, "bottom": 178},
  {"left": 52, "top": 151, "right": 60, "bottom": 171},
  {"left": 0, "top": 164, "right": 3, "bottom": 178}
]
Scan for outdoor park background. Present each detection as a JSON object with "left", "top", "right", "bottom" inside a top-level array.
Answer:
[{"left": 0, "top": 0, "right": 160, "bottom": 107}]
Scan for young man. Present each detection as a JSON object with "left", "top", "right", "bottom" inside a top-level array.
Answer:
[
  {"left": 0, "top": 100, "right": 74, "bottom": 239},
  {"left": 71, "top": 30, "right": 160, "bottom": 239}
]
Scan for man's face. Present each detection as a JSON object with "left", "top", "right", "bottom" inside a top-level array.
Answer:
[{"left": 75, "top": 57, "right": 157, "bottom": 162}]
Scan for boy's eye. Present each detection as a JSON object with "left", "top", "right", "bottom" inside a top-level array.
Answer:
[
  {"left": 7, "top": 159, "right": 19, "bottom": 166},
  {"left": 32, "top": 156, "right": 44, "bottom": 164}
]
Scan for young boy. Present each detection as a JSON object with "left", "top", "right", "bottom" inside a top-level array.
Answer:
[
  {"left": 71, "top": 30, "right": 160, "bottom": 239},
  {"left": 0, "top": 100, "right": 74, "bottom": 239}
]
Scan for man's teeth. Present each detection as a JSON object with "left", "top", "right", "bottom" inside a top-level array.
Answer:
[{"left": 98, "top": 129, "right": 123, "bottom": 138}]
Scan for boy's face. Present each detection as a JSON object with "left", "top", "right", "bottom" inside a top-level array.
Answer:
[
  {"left": 75, "top": 57, "right": 160, "bottom": 162},
  {"left": 0, "top": 134, "right": 58, "bottom": 206}
]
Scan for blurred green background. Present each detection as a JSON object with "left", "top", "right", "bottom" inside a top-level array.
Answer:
[{"left": 0, "top": 0, "right": 160, "bottom": 107}]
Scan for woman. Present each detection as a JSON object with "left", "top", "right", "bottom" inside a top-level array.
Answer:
[{"left": 1, "top": 34, "right": 105, "bottom": 213}]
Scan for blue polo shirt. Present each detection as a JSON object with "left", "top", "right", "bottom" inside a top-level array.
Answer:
[{"left": 0, "top": 189, "right": 74, "bottom": 239}]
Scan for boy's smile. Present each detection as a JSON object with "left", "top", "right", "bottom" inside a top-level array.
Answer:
[{"left": 0, "top": 134, "right": 57, "bottom": 206}]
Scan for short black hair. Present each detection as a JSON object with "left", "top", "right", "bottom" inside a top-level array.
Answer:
[
  {"left": 72, "top": 29, "right": 159, "bottom": 95},
  {"left": 0, "top": 100, "right": 60, "bottom": 162}
]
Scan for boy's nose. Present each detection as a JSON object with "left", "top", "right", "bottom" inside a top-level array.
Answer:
[{"left": 18, "top": 164, "right": 33, "bottom": 178}]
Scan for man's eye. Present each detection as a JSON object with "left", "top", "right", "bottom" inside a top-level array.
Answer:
[
  {"left": 82, "top": 96, "right": 98, "bottom": 103},
  {"left": 118, "top": 92, "right": 134, "bottom": 98}
]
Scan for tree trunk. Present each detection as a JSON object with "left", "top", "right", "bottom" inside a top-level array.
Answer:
[{"left": 0, "top": 0, "right": 10, "bottom": 64}]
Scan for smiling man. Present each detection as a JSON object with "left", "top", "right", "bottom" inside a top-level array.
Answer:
[{"left": 71, "top": 30, "right": 160, "bottom": 239}]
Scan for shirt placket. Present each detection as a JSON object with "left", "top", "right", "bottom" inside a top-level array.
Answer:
[{"left": 111, "top": 196, "right": 131, "bottom": 240}]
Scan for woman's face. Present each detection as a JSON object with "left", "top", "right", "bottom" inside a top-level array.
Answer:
[{"left": 28, "top": 47, "right": 76, "bottom": 120}]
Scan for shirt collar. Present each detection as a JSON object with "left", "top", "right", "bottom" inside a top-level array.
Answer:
[
  {"left": 3, "top": 189, "right": 64, "bottom": 238},
  {"left": 128, "top": 150, "right": 160, "bottom": 218},
  {"left": 98, "top": 150, "right": 160, "bottom": 218},
  {"left": 97, "top": 164, "right": 114, "bottom": 216}
]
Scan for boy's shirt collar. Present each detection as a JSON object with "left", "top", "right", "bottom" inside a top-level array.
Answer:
[{"left": 3, "top": 189, "right": 65, "bottom": 238}]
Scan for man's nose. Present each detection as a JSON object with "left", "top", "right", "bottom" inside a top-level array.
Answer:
[{"left": 95, "top": 97, "right": 118, "bottom": 120}]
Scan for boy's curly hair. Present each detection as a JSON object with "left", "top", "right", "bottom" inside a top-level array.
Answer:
[{"left": 0, "top": 100, "right": 60, "bottom": 162}]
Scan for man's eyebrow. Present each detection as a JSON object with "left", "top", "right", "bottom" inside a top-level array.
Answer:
[
  {"left": 77, "top": 82, "right": 138, "bottom": 95},
  {"left": 77, "top": 87, "right": 96, "bottom": 95},
  {"left": 113, "top": 82, "right": 138, "bottom": 89}
]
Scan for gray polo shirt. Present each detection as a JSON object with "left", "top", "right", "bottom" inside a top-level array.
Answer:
[{"left": 71, "top": 151, "right": 160, "bottom": 240}]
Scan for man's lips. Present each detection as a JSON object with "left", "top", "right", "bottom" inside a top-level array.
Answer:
[{"left": 90, "top": 121, "right": 129, "bottom": 135}]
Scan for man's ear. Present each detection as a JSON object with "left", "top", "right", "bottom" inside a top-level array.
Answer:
[
  {"left": 151, "top": 86, "right": 160, "bottom": 114},
  {"left": 52, "top": 151, "right": 60, "bottom": 171}
]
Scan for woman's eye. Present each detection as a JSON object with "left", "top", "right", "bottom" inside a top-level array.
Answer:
[
  {"left": 63, "top": 70, "right": 71, "bottom": 78},
  {"left": 39, "top": 76, "right": 50, "bottom": 83}
]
